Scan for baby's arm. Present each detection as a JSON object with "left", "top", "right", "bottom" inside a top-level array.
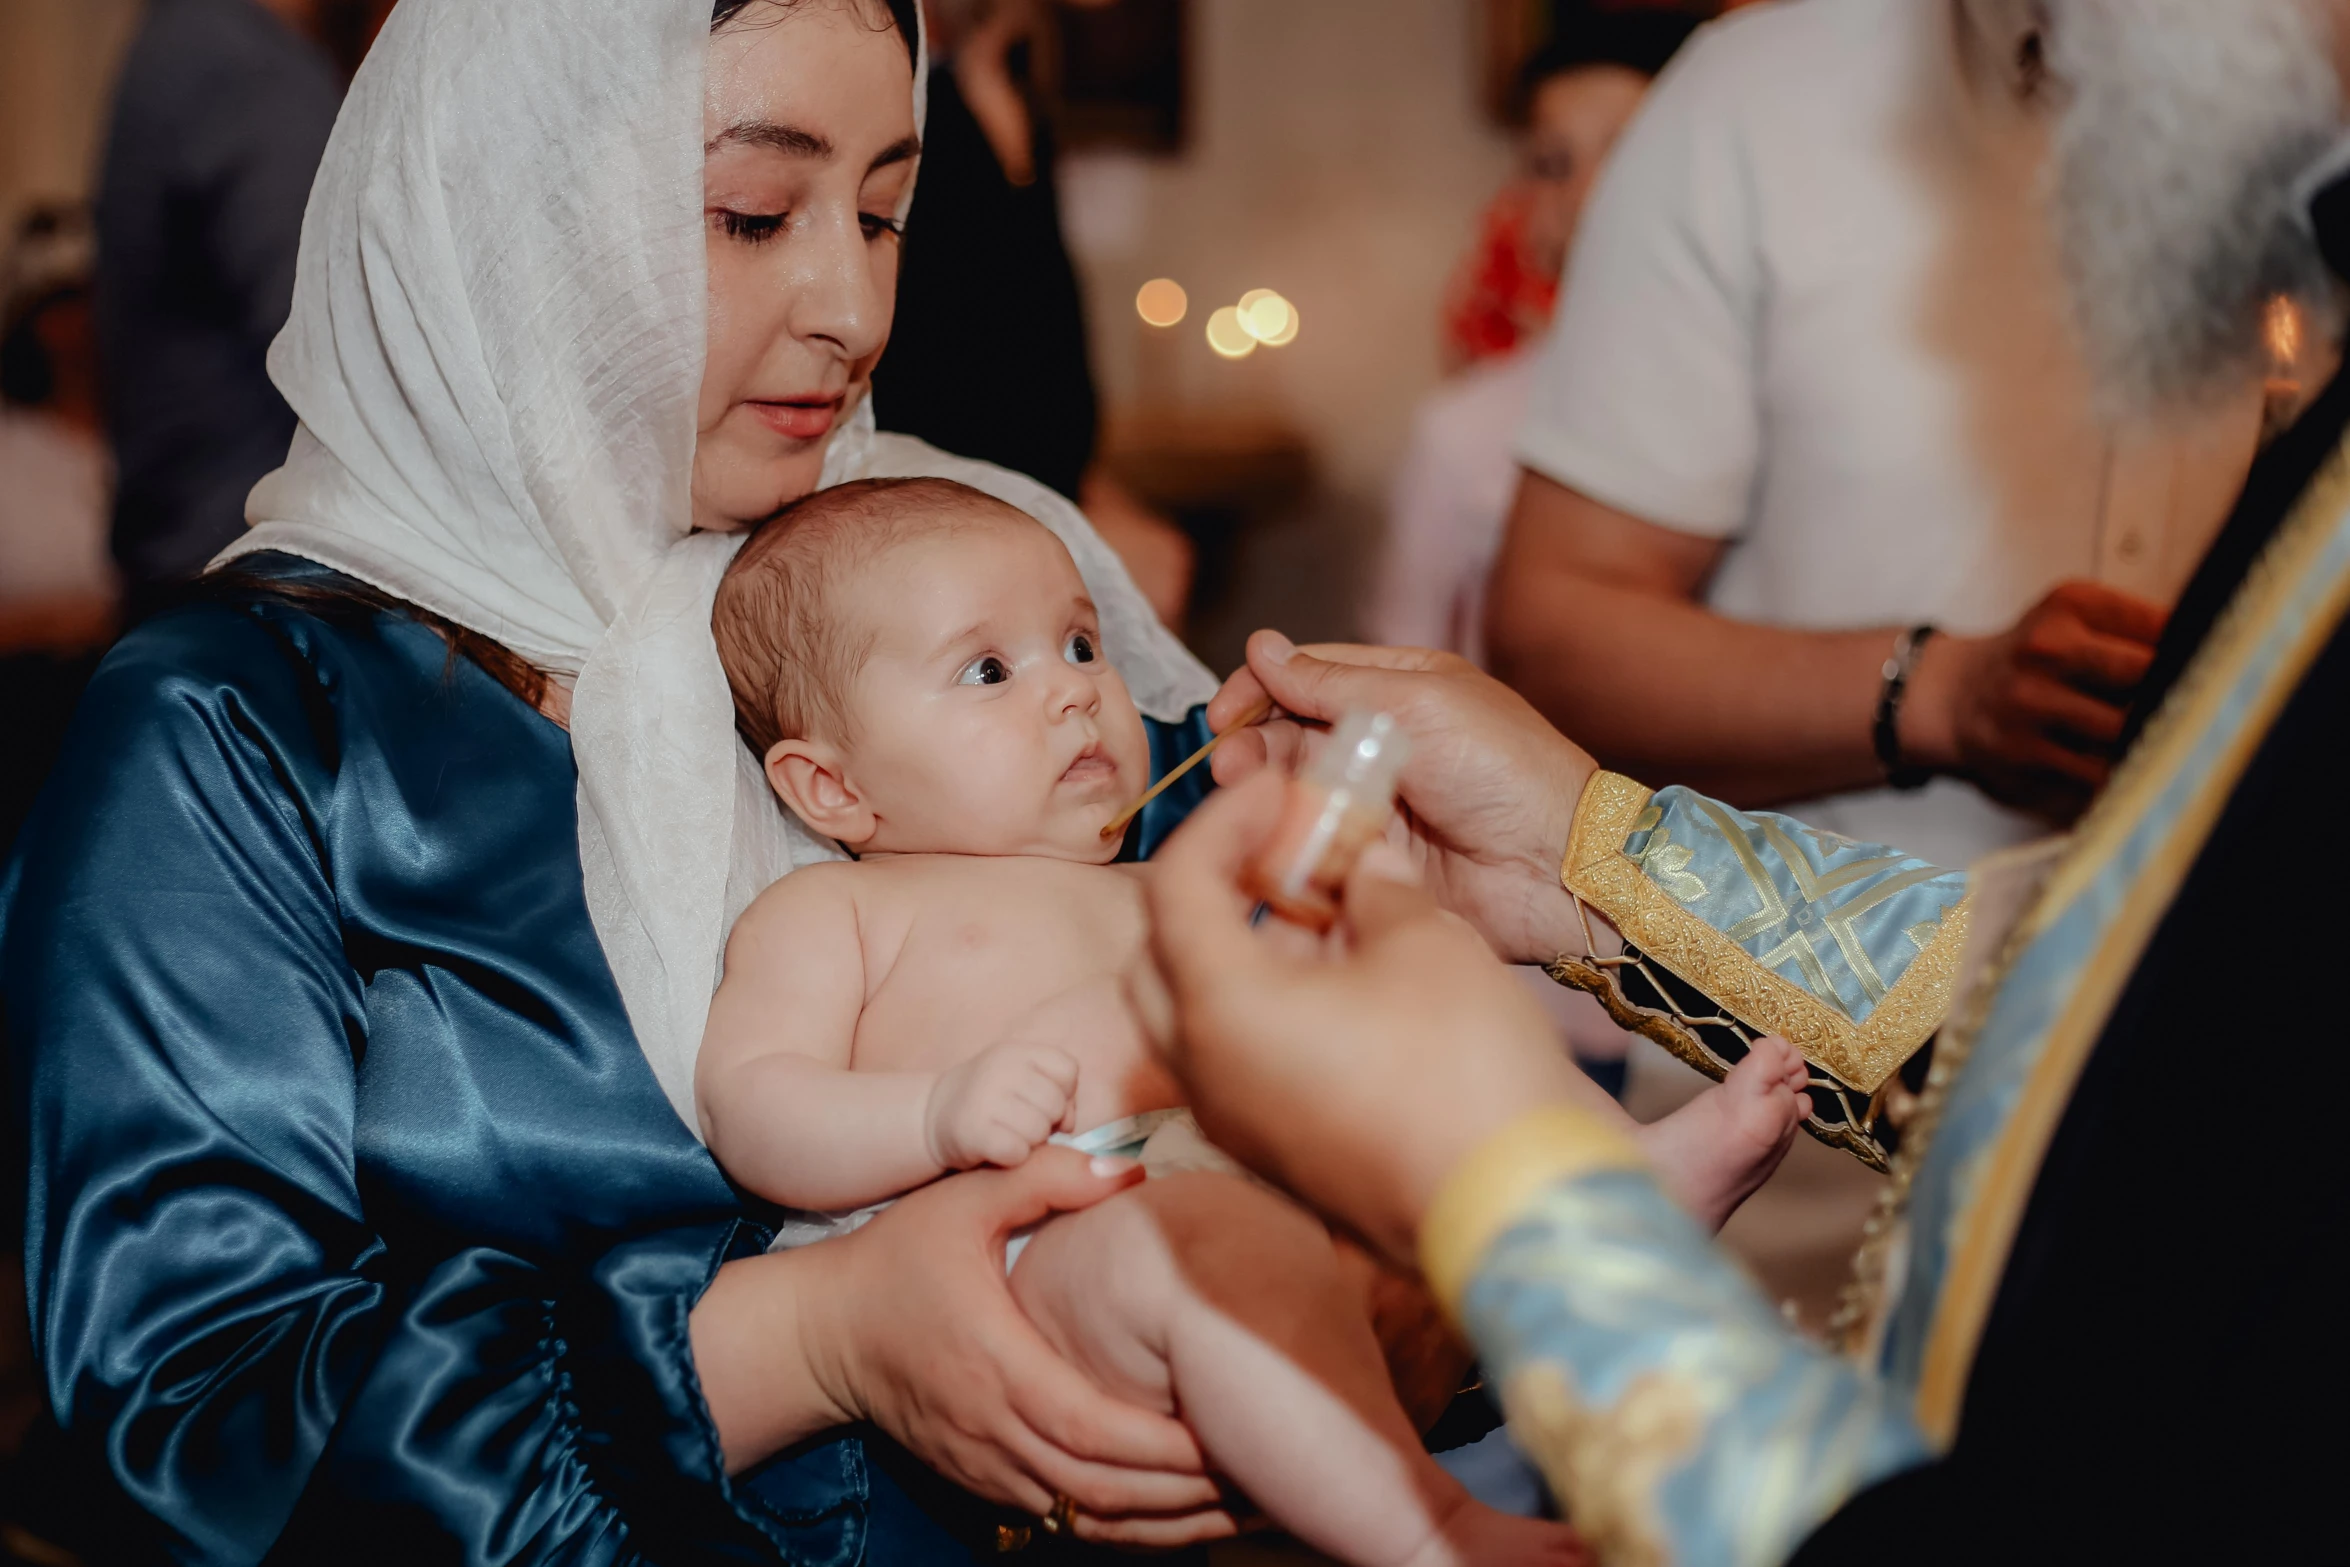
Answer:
[{"left": 698, "top": 865, "right": 1079, "bottom": 1211}]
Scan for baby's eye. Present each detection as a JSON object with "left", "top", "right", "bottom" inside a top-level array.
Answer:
[
  {"left": 1064, "top": 631, "right": 1099, "bottom": 666},
  {"left": 957, "top": 654, "right": 1012, "bottom": 687}
]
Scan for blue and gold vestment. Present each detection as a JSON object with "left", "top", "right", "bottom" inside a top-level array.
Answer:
[{"left": 1430, "top": 403, "right": 2350, "bottom": 1561}]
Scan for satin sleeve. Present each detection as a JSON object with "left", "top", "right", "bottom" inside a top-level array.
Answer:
[
  {"left": 1423, "top": 1111, "right": 1928, "bottom": 1567},
  {"left": 1, "top": 618, "right": 782, "bottom": 1564},
  {"left": 1547, "top": 774, "right": 1971, "bottom": 1169}
]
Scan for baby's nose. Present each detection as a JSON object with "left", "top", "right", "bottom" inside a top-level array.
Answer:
[{"left": 1049, "top": 664, "right": 1101, "bottom": 715}]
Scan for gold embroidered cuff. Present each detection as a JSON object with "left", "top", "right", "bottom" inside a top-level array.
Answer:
[
  {"left": 1562, "top": 773, "right": 1964, "bottom": 1095},
  {"left": 1419, "top": 1104, "right": 1645, "bottom": 1319},
  {"left": 1555, "top": 772, "right": 1969, "bottom": 1172}
]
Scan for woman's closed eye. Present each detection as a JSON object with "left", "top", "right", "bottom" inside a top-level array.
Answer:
[
  {"left": 957, "top": 654, "right": 1012, "bottom": 687},
  {"left": 860, "top": 211, "right": 905, "bottom": 241},
  {"left": 714, "top": 208, "right": 788, "bottom": 245},
  {"left": 1064, "top": 630, "right": 1099, "bottom": 666}
]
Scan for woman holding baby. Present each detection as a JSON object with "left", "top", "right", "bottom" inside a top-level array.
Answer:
[{"left": 0, "top": 0, "right": 1252, "bottom": 1558}]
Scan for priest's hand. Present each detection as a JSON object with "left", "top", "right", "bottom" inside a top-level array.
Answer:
[
  {"left": 1205, "top": 632, "right": 1600, "bottom": 966},
  {"left": 1901, "top": 580, "right": 2164, "bottom": 821},
  {"left": 1148, "top": 772, "right": 1590, "bottom": 1268}
]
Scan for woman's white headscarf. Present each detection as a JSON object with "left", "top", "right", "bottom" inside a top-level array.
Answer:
[{"left": 220, "top": 0, "right": 1215, "bottom": 1133}]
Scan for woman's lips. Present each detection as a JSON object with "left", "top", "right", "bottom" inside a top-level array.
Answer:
[{"left": 749, "top": 397, "right": 841, "bottom": 442}]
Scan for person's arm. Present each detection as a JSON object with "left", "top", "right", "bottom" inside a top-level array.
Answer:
[
  {"left": 4, "top": 614, "right": 1218, "bottom": 1559},
  {"left": 1146, "top": 778, "right": 1931, "bottom": 1567},
  {"left": 701, "top": 867, "right": 1082, "bottom": 1210},
  {"left": 1486, "top": 474, "right": 2171, "bottom": 815},
  {"left": 5, "top": 621, "right": 811, "bottom": 1560},
  {"left": 1485, "top": 473, "right": 1898, "bottom": 803}
]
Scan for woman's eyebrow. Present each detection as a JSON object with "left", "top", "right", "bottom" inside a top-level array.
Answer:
[
  {"left": 869, "top": 134, "right": 922, "bottom": 174},
  {"left": 708, "top": 120, "right": 831, "bottom": 157}
]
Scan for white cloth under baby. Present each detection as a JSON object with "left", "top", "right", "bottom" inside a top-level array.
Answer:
[
  {"left": 764, "top": 1109, "right": 1247, "bottom": 1267},
  {"left": 215, "top": 0, "right": 1216, "bottom": 1140}
]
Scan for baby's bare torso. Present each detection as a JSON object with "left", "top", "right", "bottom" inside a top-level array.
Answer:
[{"left": 844, "top": 853, "right": 1183, "bottom": 1131}]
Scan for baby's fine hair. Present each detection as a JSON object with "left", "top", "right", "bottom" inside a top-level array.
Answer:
[{"left": 715, "top": 476, "right": 1038, "bottom": 753}]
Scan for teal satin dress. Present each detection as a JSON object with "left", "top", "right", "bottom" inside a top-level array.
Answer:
[{"left": 0, "top": 555, "right": 1214, "bottom": 1563}]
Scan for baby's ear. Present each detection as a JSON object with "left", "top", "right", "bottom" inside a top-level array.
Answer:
[{"left": 765, "top": 738, "right": 877, "bottom": 846}]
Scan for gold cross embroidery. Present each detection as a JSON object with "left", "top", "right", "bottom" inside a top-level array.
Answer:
[{"left": 1690, "top": 798, "right": 1950, "bottom": 1017}]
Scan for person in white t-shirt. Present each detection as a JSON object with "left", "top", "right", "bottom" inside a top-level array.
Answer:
[{"left": 1485, "top": 0, "right": 2278, "bottom": 870}]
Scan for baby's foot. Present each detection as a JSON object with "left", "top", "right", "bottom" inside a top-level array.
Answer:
[
  {"left": 1636, "top": 1036, "right": 1811, "bottom": 1230},
  {"left": 1402, "top": 1494, "right": 1592, "bottom": 1567}
]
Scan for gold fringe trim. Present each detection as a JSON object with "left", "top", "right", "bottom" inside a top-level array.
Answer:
[{"left": 1561, "top": 773, "right": 1966, "bottom": 1097}]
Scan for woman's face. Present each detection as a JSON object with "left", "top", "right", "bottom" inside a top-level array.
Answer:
[{"left": 696, "top": 2, "right": 919, "bottom": 531}]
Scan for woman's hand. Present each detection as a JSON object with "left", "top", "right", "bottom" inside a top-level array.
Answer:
[
  {"left": 1147, "top": 773, "right": 1592, "bottom": 1268},
  {"left": 1207, "top": 632, "right": 1600, "bottom": 966},
  {"left": 692, "top": 1149, "right": 1234, "bottom": 1545}
]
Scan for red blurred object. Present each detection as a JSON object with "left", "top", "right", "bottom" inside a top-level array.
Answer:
[{"left": 1440, "top": 185, "right": 1559, "bottom": 369}]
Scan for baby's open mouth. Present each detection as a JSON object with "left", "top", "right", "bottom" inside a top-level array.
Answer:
[{"left": 1061, "top": 744, "right": 1117, "bottom": 786}]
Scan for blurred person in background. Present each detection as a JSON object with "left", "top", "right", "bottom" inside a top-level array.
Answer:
[
  {"left": 93, "top": 0, "right": 389, "bottom": 620},
  {"left": 1, "top": 208, "right": 114, "bottom": 857},
  {"left": 1485, "top": 0, "right": 2278, "bottom": 874},
  {"left": 871, "top": 0, "right": 1194, "bottom": 627},
  {"left": 1370, "top": 12, "right": 1699, "bottom": 1102}
]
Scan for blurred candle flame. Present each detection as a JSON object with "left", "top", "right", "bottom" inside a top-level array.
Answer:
[
  {"left": 1238, "top": 288, "right": 1299, "bottom": 346},
  {"left": 1205, "top": 304, "right": 1258, "bottom": 358},
  {"left": 1136, "top": 277, "right": 1188, "bottom": 328}
]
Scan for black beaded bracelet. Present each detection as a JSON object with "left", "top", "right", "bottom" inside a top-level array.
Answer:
[{"left": 1872, "top": 623, "right": 1938, "bottom": 791}]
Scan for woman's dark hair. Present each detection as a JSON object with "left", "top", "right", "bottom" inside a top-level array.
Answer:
[
  {"left": 1510, "top": 7, "right": 1703, "bottom": 121},
  {"left": 713, "top": 0, "right": 922, "bottom": 66},
  {"left": 185, "top": 565, "right": 555, "bottom": 712}
]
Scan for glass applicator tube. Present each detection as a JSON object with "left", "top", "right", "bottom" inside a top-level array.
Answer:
[{"left": 1242, "top": 709, "right": 1412, "bottom": 932}]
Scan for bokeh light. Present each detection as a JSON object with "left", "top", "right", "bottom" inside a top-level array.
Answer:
[
  {"left": 1240, "top": 288, "right": 1299, "bottom": 346},
  {"left": 1136, "top": 278, "right": 1188, "bottom": 328},
  {"left": 1205, "top": 305, "right": 1257, "bottom": 358}
]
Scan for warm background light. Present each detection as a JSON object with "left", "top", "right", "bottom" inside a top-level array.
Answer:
[
  {"left": 1135, "top": 277, "right": 1188, "bottom": 327},
  {"left": 1239, "top": 288, "right": 1299, "bottom": 346},
  {"left": 1205, "top": 305, "right": 1257, "bottom": 358},
  {"left": 1250, "top": 291, "right": 1306, "bottom": 350}
]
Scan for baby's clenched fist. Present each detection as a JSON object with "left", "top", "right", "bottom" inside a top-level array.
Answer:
[{"left": 924, "top": 1037, "right": 1080, "bottom": 1171}]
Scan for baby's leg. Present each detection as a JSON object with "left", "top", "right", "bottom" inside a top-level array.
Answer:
[
  {"left": 1490, "top": 1009, "right": 1806, "bottom": 1231},
  {"left": 1011, "top": 1173, "right": 1587, "bottom": 1567},
  {"left": 1634, "top": 1034, "right": 1812, "bottom": 1229}
]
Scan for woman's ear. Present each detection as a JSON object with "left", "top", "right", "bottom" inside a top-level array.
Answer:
[{"left": 765, "top": 738, "right": 878, "bottom": 846}]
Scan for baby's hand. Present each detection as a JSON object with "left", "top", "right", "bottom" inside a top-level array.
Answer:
[{"left": 925, "top": 1037, "right": 1080, "bottom": 1171}]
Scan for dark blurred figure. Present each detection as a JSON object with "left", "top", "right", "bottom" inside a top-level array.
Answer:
[
  {"left": 93, "top": 0, "right": 347, "bottom": 618},
  {"left": 1, "top": 207, "right": 115, "bottom": 857},
  {"left": 873, "top": 0, "right": 1194, "bottom": 627},
  {"left": 0, "top": 208, "right": 109, "bottom": 1561}
]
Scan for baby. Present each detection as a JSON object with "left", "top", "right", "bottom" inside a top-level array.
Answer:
[{"left": 703, "top": 478, "right": 1807, "bottom": 1567}]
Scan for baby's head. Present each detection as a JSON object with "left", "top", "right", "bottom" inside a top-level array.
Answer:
[{"left": 716, "top": 477, "right": 1150, "bottom": 863}]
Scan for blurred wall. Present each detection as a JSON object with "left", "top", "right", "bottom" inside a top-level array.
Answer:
[
  {"left": 0, "top": 0, "right": 142, "bottom": 235},
  {"left": 1068, "top": 0, "right": 1511, "bottom": 493},
  {"left": 1062, "top": 0, "right": 1514, "bottom": 665}
]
